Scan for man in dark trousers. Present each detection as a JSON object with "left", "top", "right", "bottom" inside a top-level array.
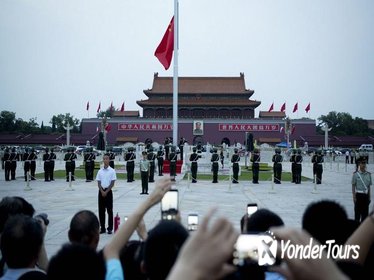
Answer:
[
  {"left": 43, "top": 148, "right": 52, "bottom": 182},
  {"left": 314, "top": 149, "right": 324, "bottom": 184},
  {"left": 169, "top": 146, "right": 177, "bottom": 182},
  {"left": 3, "top": 147, "right": 11, "bottom": 181},
  {"left": 311, "top": 151, "right": 317, "bottom": 183},
  {"left": 189, "top": 147, "right": 199, "bottom": 183},
  {"left": 351, "top": 156, "right": 371, "bottom": 223},
  {"left": 140, "top": 151, "right": 150, "bottom": 194},
  {"left": 10, "top": 147, "right": 18, "bottom": 180},
  {"left": 290, "top": 149, "right": 297, "bottom": 183},
  {"left": 125, "top": 147, "right": 136, "bottom": 182},
  {"left": 211, "top": 148, "right": 220, "bottom": 183},
  {"left": 272, "top": 148, "right": 283, "bottom": 184},
  {"left": 147, "top": 147, "right": 156, "bottom": 183},
  {"left": 29, "top": 148, "right": 37, "bottom": 180},
  {"left": 157, "top": 145, "right": 164, "bottom": 176},
  {"left": 220, "top": 149, "right": 224, "bottom": 169},
  {"left": 107, "top": 147, "right": 116, "bottom": 169},
  {"left": 231, "top": 148, "right": 240, "bottom": 184},
  {"left": 84, "top": 147, "right": 95, "bottom": 182},
  {"left": 50, "top": 148, "right": 57, "bottom": 181},
  {"left": 179, "top": 137, "right": 187, "bottom": 161},
  {"left": 22, "top": 148, "right": 31, "bottom": 181},
  {"left": 295, "top": 149, "right": 303, "bottom": 184},
  {"left": 164, "top": 137, "right": 171, "bottom": 160},
  {"left": 251, "top": 148, "right": 260, "bottom": 184},
  {"left": 64, "top": 147, "right": 77, "bottom": 182},
  {"left": 96, "top": 153, "right": 117, "bottom": 234}
]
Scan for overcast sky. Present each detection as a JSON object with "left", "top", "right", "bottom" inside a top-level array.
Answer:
[{"left": 1, "top": 0, "right": 373, "bottom": 126}]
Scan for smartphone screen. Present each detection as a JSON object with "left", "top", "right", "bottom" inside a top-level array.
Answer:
[
  {"left": 247, "top": 203, "right": 258, "bottom": 216},
  {"left": 187, "top": 214, "right": 199, "bottom": 231},
  {"left": 161, "top": 190, "right": 179, "bottom": 212},
  {"left": 188, "top": 214, "right": 198, "bottom": 225}
]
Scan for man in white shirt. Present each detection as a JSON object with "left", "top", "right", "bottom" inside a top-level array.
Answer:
[{"left": 96, "top": 154, "right": 117, "bottom": 234}]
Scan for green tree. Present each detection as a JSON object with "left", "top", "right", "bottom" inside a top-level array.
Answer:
[
  {"left": 317, "top": 111, "right": 373, "bottom": 136},
  {"left": 50, "top": 113, "right": 80, "bottom": 133},
  {"left": 0, "top": 111, "right": 16, "bottom": 132}
]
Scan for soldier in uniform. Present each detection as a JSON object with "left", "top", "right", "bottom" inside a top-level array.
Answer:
[
  {"left": 3, "top": 147, "right": 11, "bottom": 181},
  {"left": 84, "top": 147, "right": 95, "bottom": 182},
  {"left": 169, "top": 146, "right": 177, "bottom": 182},
  {"left": 272, "top": 148, "right": 283, "bottom": 184},
  {"left": 351, "top": 156, "right": 372, "bottom": 223},
  {"left": 251, "top": 148, "right": 260, "bottom": 184},
  {"left": 179, "top": 137, "right": 187, "bottom": 161},
  {"left": 0, "top": 146, "right": 4, "bottom": 170},
  {"left": 189, "top": 147, "right": 199, "bottom": 183},
  {"left": 10, "top": 147, "right": 18, "bottom": 180},
  {"left": 22, "top": 148, "right": 31, "bottom": 181},
  {"left": 290, "top": 149, "right": 297, "bottom": 183},
  {"left": 125, "top": 147, "right": 136, "bottom": 182},
  {"left": 295, "top": 149, "right": 303, "bottom": 184},
  {"left": 311, "top": 151, "right": 317, "bottom": 183},
  {"left": 164, "top": 137, "right": 171, "bottom": 160},
  {"left": 43, "top": 148, "right": 52, "bottom": 182},
  {"left": 147, "top": 147, "right": 156, "bottom": 183},
  {"left": 49, "top": 148, "right": 57, "bottom": 181},
  {"left": 231, "top": 148, "right": 240, "bottom": 184},
  {"left": 220, "top": 149, "right": 224, "bottom": 169},
  {"left": 64, "top": 147, "right": 77, "bottom": 182},
  {"left": 157, "top": 145, "right": 164, "bottom": 176},
  {"left": 211, "top": 148, "right": 220, "bottom": 183},
  {"left": 140, "top": 151, "right": 150, "bottom": 194},
  {"left": 314, "top": 149, "right": 324, "bottom": 184},
  {"left": 107, "top": 147, "right": 116, "bottom": 169},
  {"left": 29, "top": 148, "right": 37, "bottom": 180}
]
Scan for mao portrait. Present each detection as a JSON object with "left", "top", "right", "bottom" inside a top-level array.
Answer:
[{"left": 193, "top": 121, "right": 204, "bottom": 135}]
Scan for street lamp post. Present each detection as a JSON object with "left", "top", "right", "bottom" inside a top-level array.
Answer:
[
  {"left": 322, "top": 123, "right": 331, "bottom": 149},
  {"left": 64, "top": 122, "right": 72, "bottom": 147}
]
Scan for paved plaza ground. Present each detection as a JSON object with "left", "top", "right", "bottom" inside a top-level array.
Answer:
[{"left": 0, "top": 151, "right": 373, "bottom": 259}]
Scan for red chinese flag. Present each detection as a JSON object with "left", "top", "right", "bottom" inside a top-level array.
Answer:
[
  {"left": 305, "top": 102, "right": 310, "bottom": 113},
  {"left": 120, "top": 102, "right": 125, "bottom": 112},
  {"left": 154, "top": 17, "right": 174, "bottom": 70},
  {"left": 268, "top": 103, "right": 274, "bottom": 112},
  {"left": 97, "top": 102, "right": 101, "bottom": 113},
  {"left": 105, "top": 123, "right": 112, "bottom": 132},
  {"left": 86, "top": 101, "right": 89, "bottom": 111},
  {"left": 293, "top": 102, "right": 298, "bottom": 113},
  {"left": 291, "top": 126, "right": 296, "bottom": 134},
  {"left": 280, "top": 103, "right": 286, "bottom": 112}
]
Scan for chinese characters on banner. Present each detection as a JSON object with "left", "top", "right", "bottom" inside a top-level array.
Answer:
[
  {"left": 118, "top": 123, "right": 173, "bottom": 131},
  {"left": 117, "top": 123, "right": 279, "bottom": 132},
  {"left": 219, "top": 124, "right": 279, "bottom": 131}
]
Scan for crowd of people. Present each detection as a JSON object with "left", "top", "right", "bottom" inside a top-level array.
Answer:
[
  {"left": 1, "top": 192, "right": 373, "bottom": 279},
  {"left": 0, "top": 152, "right": 373, "bottom": 279}
]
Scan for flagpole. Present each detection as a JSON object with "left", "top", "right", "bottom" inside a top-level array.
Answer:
[{"left": 172, "top": 0, "right": 179, "bottom": 147}]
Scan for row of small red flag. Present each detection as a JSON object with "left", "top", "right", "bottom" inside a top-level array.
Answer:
[
  {"left": 268, "top": 102, "right": 310, "bottom": 113},
  {"left": 85, "top": 17, "right": 171, "bottom": 116},
  {"left": 86, "top": 102, "right": 125, "bottom": 113}
]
